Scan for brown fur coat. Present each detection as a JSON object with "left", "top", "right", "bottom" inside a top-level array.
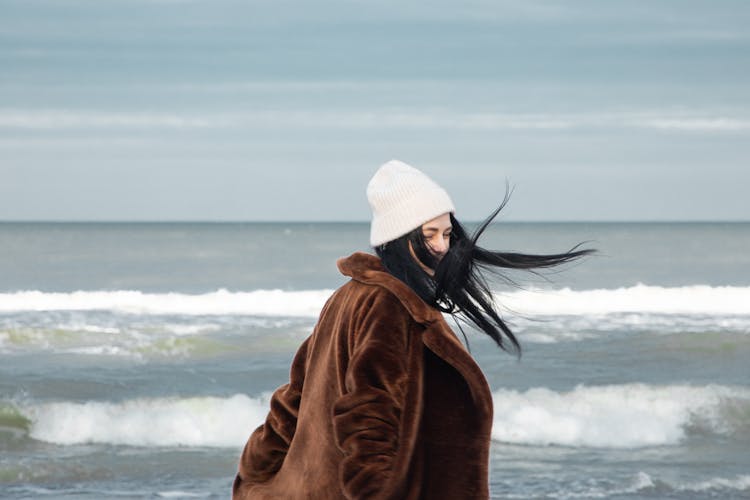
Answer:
[{"left": 233, "top": 252, "right": 494, "bottom": 499}]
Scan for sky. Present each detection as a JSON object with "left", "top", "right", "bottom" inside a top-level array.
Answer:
[{"left": 1, "top": 0, "right": 749, "bottom": 221}]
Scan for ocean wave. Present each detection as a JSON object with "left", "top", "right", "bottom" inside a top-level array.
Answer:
[
  {"left": 5, "top": 383, "right": 748, "bottom": 449},
  {"left": 673, "top": 473, "right": 750, "bottom": 493},
  {"left": 497, "top": 284, "right": 750, "bottom": 316},
  {"left": 1, "top": 285, "right": 749, "bottom": 317},
  {"left": 496, "top": 471, "right": 657, "bottom": 499},
  {"left": 491, "top": 383, "right": 750, "bottom": 448},
  {"left": 0, "top": 325, "right": 226, "bottom": 359},
  {"left": 0, "top": 401, "right": 31, "bottom": 439},
  {"left": 0, "top": 316, "right": 312, "bottom": 357},
  {"left": 15, "top": 394, "right": 270, "bottom": 448},
  {"left": 496, "top": 471, "right": 750, "bottom": 498},
  {"left": 514, "top": 313, "right": 750, "bottom": 343},
  {"left": 605, "top": 472, "right": 750, "bottom": 497},
  {"left": 0, "top": 289, "right": 334, "bottom": 316}
]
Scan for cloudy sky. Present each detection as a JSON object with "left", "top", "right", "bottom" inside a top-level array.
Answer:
[{"left": 1, "top": 0, "right": 748, "bottom": 221}]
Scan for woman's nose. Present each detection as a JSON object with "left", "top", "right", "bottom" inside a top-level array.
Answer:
[{"left": 432, "top": 238, "right": 448, "bottom": 255}]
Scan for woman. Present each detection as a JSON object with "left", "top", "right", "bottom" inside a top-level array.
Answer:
[{"left": 233, "top": 160, "right": 593, "bottom": 499}]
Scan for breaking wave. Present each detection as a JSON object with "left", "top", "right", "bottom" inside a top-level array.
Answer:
[
  {"left": 491, "top": 383, "right": 750, "bottom": 448},
  {"left": 3, "top": 383, "right": 748, "bottom": 449},
  {"left": 1, "top": 285, "right": 748, "bottom": 317}
]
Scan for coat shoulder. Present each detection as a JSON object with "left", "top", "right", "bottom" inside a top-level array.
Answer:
[
  {"left": 334, "top": 278, "right": 414, "bottom": 326},
  {"left": 336, "top": 252, "right": 443, "bottom": 325}
]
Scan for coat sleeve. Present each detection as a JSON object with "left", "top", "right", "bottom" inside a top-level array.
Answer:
[
  {"left": 233, "top": 337, "right": 309, "bottom": 498},
  {"left": 332, "top": 291, "right": 422, "bottom": 500}
]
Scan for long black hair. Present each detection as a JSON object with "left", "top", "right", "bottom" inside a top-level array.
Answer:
[{"left": 375, "top": 194, "right": 595, "bottom": 356}]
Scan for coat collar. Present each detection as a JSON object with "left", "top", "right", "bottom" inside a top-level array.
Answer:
[
  {"left": 337, "top": 251, "right": 493, "bottom": 419},
  {"left": 336, "top": 252, "right": 444, "bottom": 325}
]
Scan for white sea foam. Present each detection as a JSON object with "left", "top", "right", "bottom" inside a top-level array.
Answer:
[
  {"left": 0, "top": 316, "right": 312, "bottom": 357},
  {"left": 25, "top": 394, "right": 270, "bottom": 448},
  {"left": 60, "top": 345, "right": 132, "bottom": 357},
  {"left": 519, "top": 331, "right": 598, "bottom": 344},
  {"left": 491, "top": 383, "right": 750, "bottom": 448},
  {"left": 496, "top": 284, "right": 750, "bottom": 316},
  {"left": 1, "top": 285, "right": 749, "bottom": 317},
  {"left": 675, "top": 474, "right": 750, "bottom": 492},
  {"left": 514, "top": 312, "right": 750, "bottom": 343},
  {"left": 0, "top": 289, "right": 334, "bottom": 317},
  {"left": 55, "top": 323, "right": 121, "bottom": 334},
  {"left": 162, "top": 323, "right": 222, "bottom": 336},
  {"left": 156, "top": 491, "right": 211, "bottom": 498},
  {"left": 625, "top": 472, "right": 750, "bottom": 495},
  {"left": 17, "top": 383, "right": 750, "bottom": 449},
  {"left": 514, "top": 472, "right": 750, "bottom": 499}
]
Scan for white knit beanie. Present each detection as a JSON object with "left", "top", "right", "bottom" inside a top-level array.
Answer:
[{"left": 367, "top": 159, "right": 455, "bottom": 246}]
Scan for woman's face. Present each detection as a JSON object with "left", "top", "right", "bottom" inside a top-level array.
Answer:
[{"left": 409, "top": 212, "right": 452, "bottom": 275}]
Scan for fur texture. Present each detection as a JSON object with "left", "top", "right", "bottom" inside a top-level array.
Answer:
[{"left": 233, "top": 252, "right": 494, "bottom": 499}]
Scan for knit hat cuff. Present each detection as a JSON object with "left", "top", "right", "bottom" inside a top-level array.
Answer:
[{"left": 370, "top": 196, "right": 454, "bottom": 246}]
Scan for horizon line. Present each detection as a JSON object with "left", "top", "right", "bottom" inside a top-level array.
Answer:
[{"left": 1, "top": 219, "right": 748, "bottom": 224}]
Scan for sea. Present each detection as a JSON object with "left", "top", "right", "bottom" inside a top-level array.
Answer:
[{"left": 1, "top": 222, "right": 748, "bottom": 499}]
